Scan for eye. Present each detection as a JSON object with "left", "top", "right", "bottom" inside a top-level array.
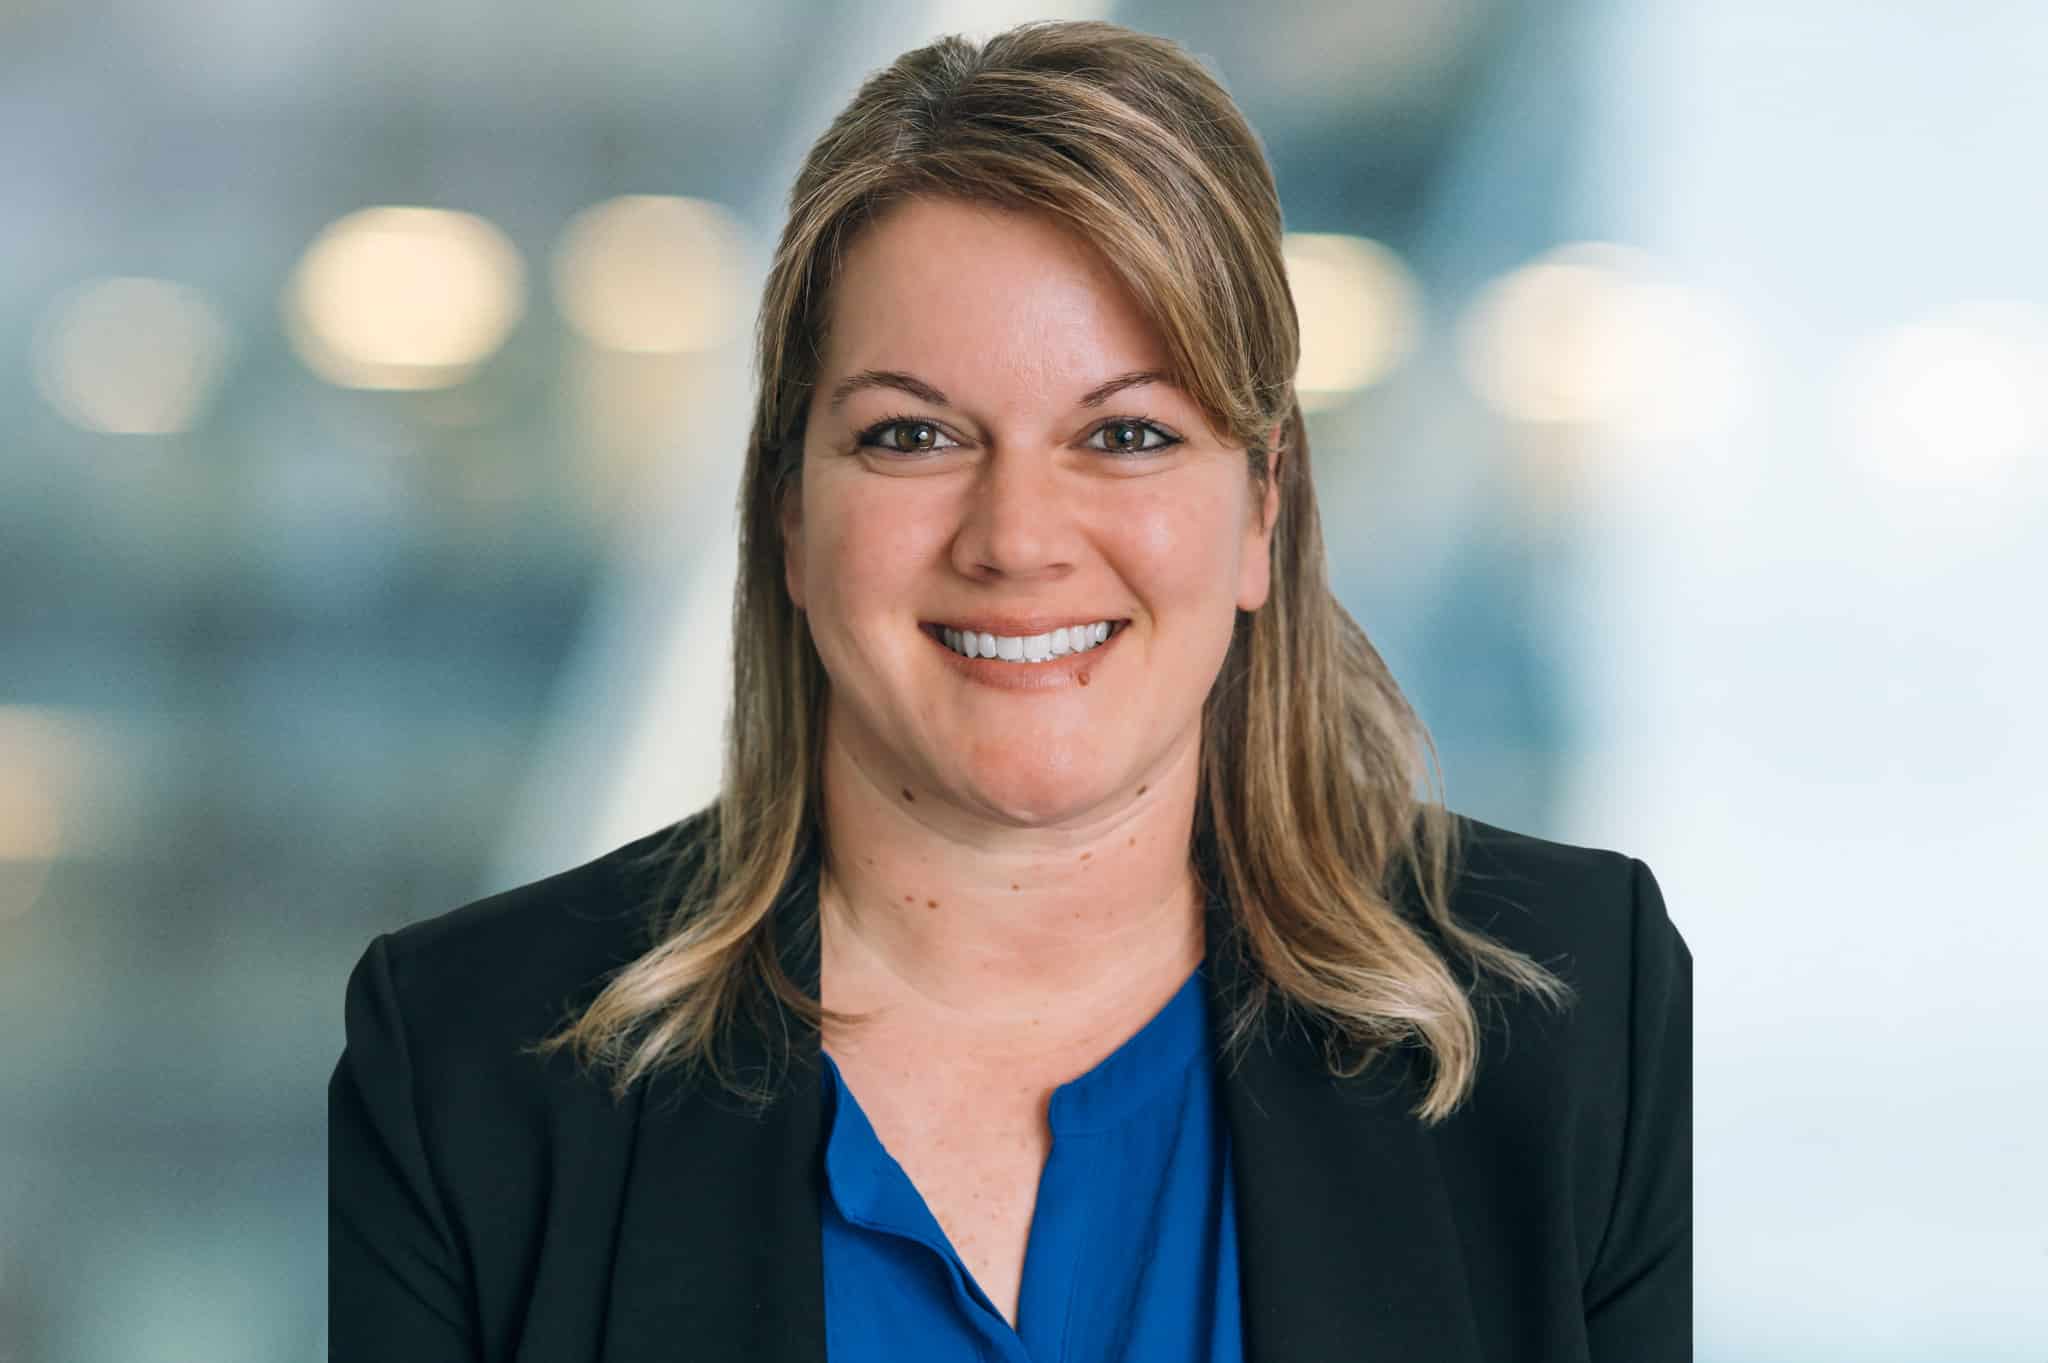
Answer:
[
  {"left": 855, "top": 416, "right": 961, "bottom": 455},
  {"left": 1088, "top": 418, "right": 1181, "bottom": 456}
]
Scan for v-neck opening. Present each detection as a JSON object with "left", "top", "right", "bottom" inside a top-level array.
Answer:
[{"left": 820, "top": 962, "right": 1214, "bottom": 1354}]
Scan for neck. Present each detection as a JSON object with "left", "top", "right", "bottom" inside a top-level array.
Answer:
[{"left": 813, "top": 727, "right": 1207, "bottom": 1054}]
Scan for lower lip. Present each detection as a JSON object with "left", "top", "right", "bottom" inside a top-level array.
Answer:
[{"left": 921, "top": 623, "right": 1127, "bottom": 690}]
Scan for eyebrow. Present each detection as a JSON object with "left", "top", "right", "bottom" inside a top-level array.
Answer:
[{"left": 825, "top": 368, "right": 1175, "bottom": 413}]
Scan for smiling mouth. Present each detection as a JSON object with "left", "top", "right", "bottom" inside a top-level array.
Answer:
[{"left": 920, "top": 619, "right": 1127, "bottom": 663}]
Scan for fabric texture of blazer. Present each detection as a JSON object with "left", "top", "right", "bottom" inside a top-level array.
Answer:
[{"left": 330, "top": 806, "right": 1692, "bottom": 1362}]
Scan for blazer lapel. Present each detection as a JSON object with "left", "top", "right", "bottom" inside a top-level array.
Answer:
[
  {"left": 600, "top": 826, "right": 1484, "bottom": 1363},
  {"left": 1203, "top": 883, "right": 1487, "bottom": 1363},
  {"left": 601, "top": 845, "right": 829, "bottom": 1363}
]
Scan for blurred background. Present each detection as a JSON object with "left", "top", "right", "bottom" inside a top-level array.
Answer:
[{"left": 3, "top": 0, "right": 2044, "bottom": 1357}]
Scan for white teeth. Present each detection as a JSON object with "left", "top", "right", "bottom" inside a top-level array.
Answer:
[{"left": 936, "top": 620, "right": 1118, "bottom": 662}]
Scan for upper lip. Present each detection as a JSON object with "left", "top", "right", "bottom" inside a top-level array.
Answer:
[{"left": 923, "top": 616, "right": 1126, "bottom": 637}]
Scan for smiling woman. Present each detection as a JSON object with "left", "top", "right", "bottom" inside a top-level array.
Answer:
[
  {"left": 330, "top": 19, "right": 1691, "bottom": 1363},
  {"left": 783, "top": 195, "right": 1276, "bottom": 813}
]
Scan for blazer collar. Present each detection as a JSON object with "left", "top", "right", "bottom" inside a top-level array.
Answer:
[{"left": 601, "top": 826, "right": 1484, "bottom": 1362}]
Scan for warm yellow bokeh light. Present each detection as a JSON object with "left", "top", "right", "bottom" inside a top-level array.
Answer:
[
  {"left": 551, "top": 195, "right": 748, "bottom": 354},
  {"left": 32, "top": 276, "right": 231, "bottom": 435},
  {"left": 285, "top": 205, "right": 526, "bottom": 390},
  {"left": 1460, "top": 243, "right": 1646, "bottom": 426},
  {"left": 1282, "top": 232, "right": 1419, "bottom": 411},
  {"left": 0, "top": 705, "right": 123, "bottom": 921},
  {"left": 1460, "top": 242, "right": 1750, "bottom": 439},
  {"left": 0, "top": 705, "right": 77, "bottom": 921}
]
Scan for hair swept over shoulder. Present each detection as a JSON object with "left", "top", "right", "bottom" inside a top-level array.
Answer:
[{"left": 535, "top": 19, "right": 1571, "bottom": 1124}]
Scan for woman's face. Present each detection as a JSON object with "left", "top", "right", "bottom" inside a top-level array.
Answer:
[{"left": 784, "top": 196, "right": 1280, "bottom": 828}]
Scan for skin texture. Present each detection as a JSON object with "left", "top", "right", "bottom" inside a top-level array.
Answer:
[{"left": 779, "top": 196, "right": 1281, "bottom": 1326}]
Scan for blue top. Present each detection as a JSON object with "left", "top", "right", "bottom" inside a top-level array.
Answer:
[{"left": 819, "top": 965, "right": 1245, "bottom": 1363}]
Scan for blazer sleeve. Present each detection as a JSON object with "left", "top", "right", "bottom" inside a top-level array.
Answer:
[
  {"left": 330, "top": 932, "right": 479, "bottom": 1362},
  {"left": 1582, "top": 858, "right": 1693, "bottom": 1360}
]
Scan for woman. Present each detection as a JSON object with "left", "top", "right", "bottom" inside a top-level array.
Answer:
[{"left": 330, "top": 20, "right": 1691, "bottom": 1363}]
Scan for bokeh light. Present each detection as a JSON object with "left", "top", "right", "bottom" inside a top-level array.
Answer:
[
  {"left": 284, "top": 205, "right": 526, "bottom": 391},
  {"left": 550, "top": 194, "right": 749, "bottom": 354},
  {"left": 31, "top": 276, "right": 231, "bottom": 435},
  {"left": 1837, "top": 301, "right": 2048, "bottom": 488},
  {"left": 1282, "top": 232, "right": 1419, "bottom": 411},
  {"left": 1459, "top": 242, "right": 1751, "bottom": 440},
  {"left": 0, "top": 705, "right": 89, "bottom": 921}
]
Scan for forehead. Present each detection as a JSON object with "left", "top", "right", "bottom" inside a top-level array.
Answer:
[{"left": 820, "top": 197, "right": 1172, "bottom": 393}]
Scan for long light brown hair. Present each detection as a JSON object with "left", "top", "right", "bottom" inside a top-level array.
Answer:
[{"left": 536, "top": 19, "right": 1570, "bottom": 1123}]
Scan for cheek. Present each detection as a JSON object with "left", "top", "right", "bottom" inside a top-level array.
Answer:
[
  {"left": 802, "top": 477, "right": 941, "bottom": 622},
  {"left": 1117, "top": 483, "right": 1250, "bottom": 609}
]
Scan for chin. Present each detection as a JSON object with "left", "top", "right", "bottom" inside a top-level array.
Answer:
[{"left": 959, "top": 769, "right": 1114, "bottom": 827}]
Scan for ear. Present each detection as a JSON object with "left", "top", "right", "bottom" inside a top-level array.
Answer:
[
  {"left": 1236, "top": 422, "right": 1285, "bottom": 612},
  {"left": 779, "top": 483, "right": 806, "bottom": 611}
]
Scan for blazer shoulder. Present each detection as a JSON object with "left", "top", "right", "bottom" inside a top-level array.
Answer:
[
  {"left": 329, "top": 810, "right": 725, "bottom": 1353},
  {"left": 1425, "top": 806, "right": 1695, "bottom": 1105},
  {"left": 1435, "top": 813, "right": 1693, "bottom": 1334},
  {"left": 352, "top": 807, "right": 718, "bottom": 1072},
  {"left": 1428, "top": 806, "right": 1690, "bottom": 1119},
  {"left": 1442, "top": 811, "right": 1651, "bottom": 970}
]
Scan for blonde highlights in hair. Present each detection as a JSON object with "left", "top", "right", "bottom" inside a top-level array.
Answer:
[{"left": 535, "top": 20, "right": 1569, "bottom": 1124}]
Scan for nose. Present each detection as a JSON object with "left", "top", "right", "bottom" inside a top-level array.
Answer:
[{"left": 950, "top": 445, "right": 1078, "bottom": 582}]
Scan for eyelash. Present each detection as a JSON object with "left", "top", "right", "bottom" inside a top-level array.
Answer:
[{"left": 853, "top": 412, "right": 1183, "bottom": 459}]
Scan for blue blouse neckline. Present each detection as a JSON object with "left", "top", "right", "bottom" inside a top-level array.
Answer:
[{"left": 820, "top": 962, "right": 1211, "bottom": 1229}]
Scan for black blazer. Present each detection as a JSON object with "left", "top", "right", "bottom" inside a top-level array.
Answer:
[{"left": 330, "top": 808, "right": 1691, "bottom": 1361}]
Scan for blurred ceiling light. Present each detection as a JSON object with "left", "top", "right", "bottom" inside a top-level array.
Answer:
[
  {"left": 551, "top": 195, "right": 748, "bottom": 354},
  {"left": 0, "top": 783, "right": 61, "bottom": 863},
  {"left": 0, "top": 705, "right": 86, "bottom": 920},
  {"left": 1460, "top": 242, "right": 1750, "bottom": 439},
  {"left": 285, "top": 206, "right": 525, "bottom": 390},
  {"left": 1838, "top": 302, "right": 2048, "bottom": 487},
  {"left": 32, "top": 276, "right": 231, "bottom": 435},
  {"left": 1283, "top": 232, "right": 1419, "bottom": 412},
  {"left": 1610, "top": 282, "right": 1754, "bottom": 442}
]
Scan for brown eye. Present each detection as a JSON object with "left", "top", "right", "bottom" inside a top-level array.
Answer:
[
  {"left": 1087, "top": 418, "right": 1178, "bottom": 456},
  {"left": 858, "top": 418, "right": 959, "bottom": 455}
]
